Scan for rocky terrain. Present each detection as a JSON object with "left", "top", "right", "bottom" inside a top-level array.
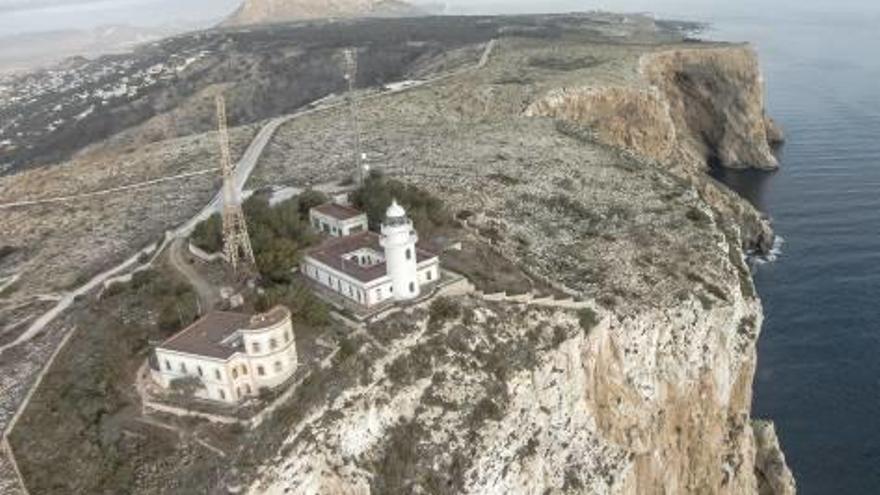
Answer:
[{"left": 0, "top": 12, "right": 794, "bottom": 494}]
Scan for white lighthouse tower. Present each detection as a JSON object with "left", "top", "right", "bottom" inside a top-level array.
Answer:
[{"left": 380, "top": 199, "right": 420, "bottom": 301}]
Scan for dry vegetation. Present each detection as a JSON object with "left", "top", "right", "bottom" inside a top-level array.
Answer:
[{"left": 0, "top": 13, "right": 766, "bottom": 494}]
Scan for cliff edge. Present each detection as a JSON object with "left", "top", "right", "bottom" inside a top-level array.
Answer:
[
  {"left": 245, "top": 23, "right": 795, "bottom": 495},
  {"left": 526, "top": 45, "right": 782, "bottom": 172}
]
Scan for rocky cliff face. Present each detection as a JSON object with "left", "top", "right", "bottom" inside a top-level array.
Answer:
[
  {"left": 245, "top": 35, "right": 795, "bottom": 494},
  {"left": 223, "top": 0, "right": 422, "bottom": 26},
  {"left": 526, "top": 46, "right": 781, "bottom": 172}
]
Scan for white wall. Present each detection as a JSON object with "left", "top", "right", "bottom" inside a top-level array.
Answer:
[
  {"left": 240, "top": 318, "right": 298, "bottom": 391},
  {"left": 303, "top": 259, "right": 387, "bottom": 307},
  {"left": 310, "top": 211, "right": 368, "bottom": 238},
  {"left": 155, "top": 318, "right": 298, "bottom": 403},
  {"left": 154, "top": 350, "right": 236, "bottom": 403}
]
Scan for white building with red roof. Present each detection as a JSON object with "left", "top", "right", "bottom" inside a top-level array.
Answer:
[
  {"left": 152, "top": 306, "right": 297, "bottom": 404},
  {"left": 309, "top": 201, "right": 368, "bottom": 237},
  {"left": 302, "top": 200, "right": 440, "bottom": 308}
]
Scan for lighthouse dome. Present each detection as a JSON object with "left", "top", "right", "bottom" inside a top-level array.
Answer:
[{"left": 386, "top": 199, "right": 406, "bottom": 219}]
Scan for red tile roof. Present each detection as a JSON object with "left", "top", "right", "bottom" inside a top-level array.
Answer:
[
  {"left": 312, "top": 202, "right": 365, "bottom": 221},
  {"left": 304, "top": 231, "right": 437, "bottom": 283},
  {"left": 157, "top": 306, "right": 291, "bottom": 360}
]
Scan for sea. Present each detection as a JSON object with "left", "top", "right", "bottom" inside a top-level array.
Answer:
[{"left": 702, "top": 8, "right": 880, "bottom": 494}]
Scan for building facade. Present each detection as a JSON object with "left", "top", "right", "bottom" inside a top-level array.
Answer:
[
  {"left": 309, "top": 202, "right": 368, "bottom": 237},
  {"left": 152, "top": 306, "right": 297, "bottom": 404},
  {"left": 302, "top": 200, "right": 440, "bottom": 308}
]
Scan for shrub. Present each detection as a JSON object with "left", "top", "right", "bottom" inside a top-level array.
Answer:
[
  {"left": 191, "top": 193, "right": 322, "bottom": 282},
  {"left": 255, "top": 284, "right": 331, "bottom": 327},
  {"left": 0, "top": 245, "right": 17, "bottom": 263},
  {"left": 191, "top": 214, "right": 223, "bottom": 253},
  {"left": 577, "top": 308, "right": 599, "bottom": 333},
  {"left": 686, "top": 206, "right": 712, "bottom": 226},
  {"left": 352, "top": 171, "right": 451, "bottom": 234},
  {"left": 428, "top": 297, "right": 460, "bottom": 330},
  {"left": 296, "top": 189, "right": 329, "bottom": 218},
  {"left": 170, "top": 376, "right": 204, "bottom": 398}
]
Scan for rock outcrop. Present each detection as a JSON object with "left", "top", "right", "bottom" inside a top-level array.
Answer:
[
  {"left": 246, "top": 41, "right": 793, "bottom": 494},
  {"left": 753, "top": 420, "right": 798, "bottom": 495},
  {"left": 223, "top": 0, "right": 423, "bottom": 26},
  {"left": 526, "top": 46, "right": 782, "bottom": 172}
]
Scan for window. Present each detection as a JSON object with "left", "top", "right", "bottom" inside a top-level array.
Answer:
[
  {"left": 257, "top": 366, "right": 265, "bottom": 376},
  {"left": 409, "top": 282, "right": 415, "bottom": 293},
  {"left": 252, "top": 342, "right": 261, "bottom": 354},
  {"left": 405, "top": 248, "right": 412, "bottom": 260},
  {"left": 180, "top": 362, "right": 187, "bottom": 373},
  {"left": 284, "top": 332, "right": 291, "bottom": 343},
  {"left": 427, "top": 270, "right": 433, "bottom": 281},
  {"left": 197, "top": 366, "right": 204, "bottom": 377},
  {"left": 232, "top": 368, "right": 239, "bottom": 379},
  {"left": 246, "top": 384, "right": 252, "bottom": 394},
  {"left": 242, "top": 365, "right": 248, "bottom": 375},
  {"left": 164, "top": 360, "right": 171, "bottom": 370},
  {"left": 219, "top": 389, "right": 226, "bottom": 400},
  {"left": 274, "top": 361, "right": 283, "bottom": 373},
  {"left": 236, "top": 387, "right": 241, "bottom": 399},
  {"left": 270, "top": 338, "right": 278, "bottom": 350},
  {"left": 215, "top": 369, "right": 221, "bottom": 380}
]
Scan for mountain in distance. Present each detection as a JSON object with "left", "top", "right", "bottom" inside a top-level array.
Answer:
[{"left": 223, "top": 0, "right": 427, "bottom": 26}]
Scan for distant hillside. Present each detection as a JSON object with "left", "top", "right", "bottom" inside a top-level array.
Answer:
[
  {"left": 223, "top": 0, "right": 425, "bottom": 26},
  {"left": 0, "top": 24, "right": 181, "bottom": 74}
]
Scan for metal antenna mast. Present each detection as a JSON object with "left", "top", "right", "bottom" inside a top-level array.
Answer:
[
  {"left": 215, "top": 94, "right": 255, "bottom": 273},
  {"left": 344, "top": 48, "right": 366, "bottom": 185}
]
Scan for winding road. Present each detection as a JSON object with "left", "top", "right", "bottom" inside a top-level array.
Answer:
[
  {"left": 0, "top": 38, "right": 498, "bottom": 354},
  {"left": 168, "top": 239, "right": 220, "bottom": 311}
]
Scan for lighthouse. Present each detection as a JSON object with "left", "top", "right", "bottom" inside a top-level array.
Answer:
[{"left": 380, "top": 199, "right": 420, "bottom": 301}]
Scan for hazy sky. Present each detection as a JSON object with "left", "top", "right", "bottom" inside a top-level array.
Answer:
[{"left": 1, "top": 0, "right": 878, "bottom": 36}]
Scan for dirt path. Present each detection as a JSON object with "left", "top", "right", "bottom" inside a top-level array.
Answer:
[
  {"left": 0, "top": 169, "right": 218, "bottom": 210},
  {"left": 168, "top": 239, "right": 220, "bottom": 311},
  {"left": 0, "top": 38, "right": 500, "bottom": 355}
]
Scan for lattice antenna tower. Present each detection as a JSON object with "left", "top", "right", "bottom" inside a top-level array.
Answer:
[
  {"left": 344, "top": 48, "right": 366, "bottom": 185},
  {"left": 215, "top": 94, "right": 255, "bottom": 273}
]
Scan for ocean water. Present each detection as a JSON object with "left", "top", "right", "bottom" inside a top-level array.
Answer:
[{"left": 704, "top": 11, "right": 880, "bottom": 495}]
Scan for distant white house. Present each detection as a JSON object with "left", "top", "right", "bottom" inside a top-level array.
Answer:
[
  {"left": 309, "top": 202, "right": 368, "bottom": 237},
  {"left": 302, "top": 200, "right": 440, "bottom": 308},
  {"left": 152, "top": 306, "right": 297, "bottom": 404}
]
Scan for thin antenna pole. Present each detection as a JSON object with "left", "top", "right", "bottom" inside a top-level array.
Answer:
[{"left": 344, "top": 48, "right": 364, "bottom": 185}]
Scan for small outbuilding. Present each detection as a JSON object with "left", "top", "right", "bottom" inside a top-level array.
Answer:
[{"left": 309, "top": 202, "right": 368, "bottom": 238}]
